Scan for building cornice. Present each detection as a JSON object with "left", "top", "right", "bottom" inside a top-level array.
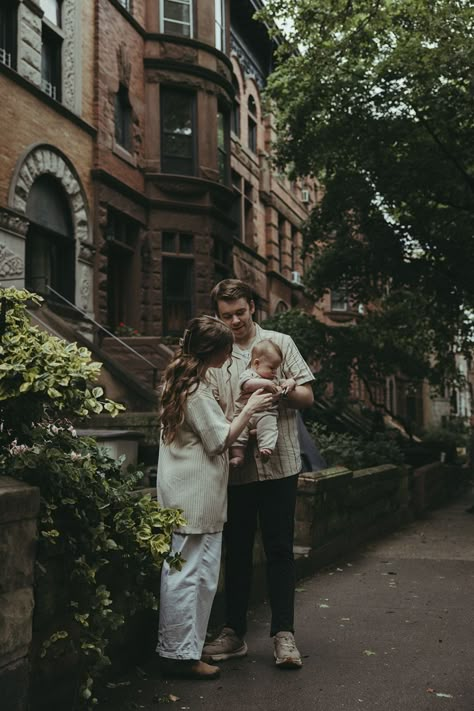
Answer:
[{"left": 144, "top": 57, "right": 234, "bottom": 96}]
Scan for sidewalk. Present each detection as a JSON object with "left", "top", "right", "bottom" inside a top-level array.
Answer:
[{"left": 99, "top": 489, "right": 474, "bottom": 711}]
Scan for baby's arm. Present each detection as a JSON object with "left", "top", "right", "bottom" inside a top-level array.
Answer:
[
  {"left": 279, "top": 377, "right": 297, "bottom": 395},
  {"left": 242, "top": 377, "right": 279, "bottom": 394}
]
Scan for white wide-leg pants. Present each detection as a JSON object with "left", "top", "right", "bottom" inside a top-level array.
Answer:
[{"left": 157, "top": 531, "right": 222, "bottom": 660}]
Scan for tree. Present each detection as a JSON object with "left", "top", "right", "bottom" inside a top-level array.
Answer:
[{"left": 259, "top": 0, "right": 474, "bottom": 390}]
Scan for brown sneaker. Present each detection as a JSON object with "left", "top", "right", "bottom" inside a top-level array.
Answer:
[
  {"left": 273, "top": 632, "right": 303, "bottom": 669},
  {"left": 201, "top": 627, "right": 248, "bottom": 662},
  {"left": 160, "top": 658, "right": 220, "bottom": 680}
]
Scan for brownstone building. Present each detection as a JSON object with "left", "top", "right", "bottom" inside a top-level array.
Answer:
[{"left": 1, "top": 0, "right": 466, "bottom": 435}]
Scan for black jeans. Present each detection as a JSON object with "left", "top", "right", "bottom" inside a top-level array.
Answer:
[{"left": 223, "top": 474, "right": 299, "bottom": 638}]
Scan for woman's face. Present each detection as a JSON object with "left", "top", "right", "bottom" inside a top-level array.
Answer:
[{"left": 207, "top": 344, "right": 232, "bottom": 369}]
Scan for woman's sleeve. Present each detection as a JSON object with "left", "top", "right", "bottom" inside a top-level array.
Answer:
[{"left": 186, "top": 389, "right": 231, "bottom": 456}]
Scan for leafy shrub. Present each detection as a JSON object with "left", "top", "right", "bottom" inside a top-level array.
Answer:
[
  {"left": 310, "top": 422, "right": 404, "bottom": 470},
  {"left": 0, "top": 289, "right": 184, "bottom": 707}
]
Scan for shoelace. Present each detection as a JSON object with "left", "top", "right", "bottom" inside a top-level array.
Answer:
[{"left": 276, "top": 635, "right": 297, "bottom": 654}]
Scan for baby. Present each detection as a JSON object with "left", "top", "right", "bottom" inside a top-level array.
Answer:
[{"left": 229, "top": 339, "right": 296, "bottom": 466}]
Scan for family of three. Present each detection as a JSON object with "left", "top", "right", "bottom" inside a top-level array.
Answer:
[{"left": 156, "top": 279, "right": 315, "bottom": 680}]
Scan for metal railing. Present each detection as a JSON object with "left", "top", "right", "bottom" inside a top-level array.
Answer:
[{"left": 44, "top": 285, "right": 159, "bottom": 388}]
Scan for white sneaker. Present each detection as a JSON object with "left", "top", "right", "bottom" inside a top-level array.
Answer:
[
  {"left": 202, "top": 627, "right": 248, "bottom": 662},
  {"left": 273, "top": 631, "right": 303, "bottom": 669}
]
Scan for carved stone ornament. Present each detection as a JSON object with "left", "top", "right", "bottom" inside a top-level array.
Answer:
[
  {"left": 0, "top": 243, "right": 24, "bottom": 278},
  {"left": 118, "top": 43, "right": 132, "bottom": 87},
  {"left": 0, "top": 208, "right": 29, "bottom": 238},
  {"left": 10, "top": 145, "right": 91, "bottom": 248},
  {"left": 230, "top": 34, "right": 265, "bottom": 90}
]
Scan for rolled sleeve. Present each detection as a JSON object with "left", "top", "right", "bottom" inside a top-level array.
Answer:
[{"left": 186, "top": 388, "right": 230, "bottom": 455}]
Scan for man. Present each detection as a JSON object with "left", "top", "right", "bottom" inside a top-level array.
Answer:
[{"left": 203, "top": 279, "right": 314, "bottom": 669}]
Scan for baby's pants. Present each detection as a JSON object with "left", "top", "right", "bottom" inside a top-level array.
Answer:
[
  {"left": 236, "top": 410, "right": 279, "bottom": 451},
  {"left": 157, "top": 531, "right": 222, "bottom": 660}
]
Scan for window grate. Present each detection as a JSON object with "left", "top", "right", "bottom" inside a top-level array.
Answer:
[
  {"left": 41, "top": 79, "right": 57, "bottom": 100},
  {"left": 0, "top": 48, "right": 11, "bottom": 67}
]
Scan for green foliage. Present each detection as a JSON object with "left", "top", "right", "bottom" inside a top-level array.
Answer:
[
  {"left": 0, "top": 288, "right": 124, "bottom": 432},
  {"left": 311, "top": 423, "right": 404, "bottom": 471},
  {"left": 0, "top": 289, "right": 184, "bottom": 707},
  {"left": 258, "top": 0, "right": 474, "bottom": 384},
  {"left": 263, "top": 303, "right": 438, "bottom": 408}
]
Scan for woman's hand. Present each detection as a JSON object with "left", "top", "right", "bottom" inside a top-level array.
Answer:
[{"left": 243, "top": 388, "right": 274, "bottom": 416}]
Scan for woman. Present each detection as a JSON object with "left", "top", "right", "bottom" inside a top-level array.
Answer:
[{"left": 157, "top": 315, "right": 273, "bottom": 680}]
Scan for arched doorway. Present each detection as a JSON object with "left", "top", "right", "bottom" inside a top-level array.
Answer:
[{"left": 25, "top": 174, "right": 75, "bottom": 302}]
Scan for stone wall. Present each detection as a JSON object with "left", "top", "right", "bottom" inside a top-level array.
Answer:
[
  {"left": 0, "top": 477, "right": 40, "bottom": 711},
  {"left": 294, "top": 464, "right": 412, "bottom": 575}
]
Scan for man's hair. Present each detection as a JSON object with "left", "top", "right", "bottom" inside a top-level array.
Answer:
[
  {"left": 251, "top": 339, "right": 283, "bottom": 362},
  {"left": 211, "top": 279, "right": 254, "bottom": 314}
]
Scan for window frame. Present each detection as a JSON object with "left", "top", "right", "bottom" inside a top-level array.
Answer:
[
  {"left": 214, "top": 0, "right": 225, "bottom": 52},
  {"left": 160, "top": 0, "right": 193, "bottom": 38}
]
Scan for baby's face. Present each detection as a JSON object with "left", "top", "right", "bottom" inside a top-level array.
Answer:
[{"left": 253, "top": 352, "right": 281, "bottom": 379}]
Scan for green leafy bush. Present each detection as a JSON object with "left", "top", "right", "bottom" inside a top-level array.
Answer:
[
  {"left": 0, "top": 289, "right": 184, "bottom": 707},
  {"left": 310, "top": 422, "right": 404, "bottom": 471}
]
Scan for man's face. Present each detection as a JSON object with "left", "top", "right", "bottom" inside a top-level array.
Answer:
[{"left": 215, "top": 297, "right": 255, "bottom": 345}]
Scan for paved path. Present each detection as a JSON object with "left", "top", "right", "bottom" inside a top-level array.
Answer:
[{"left": 99, "top": 490, "right": 474, "bottom": 711}]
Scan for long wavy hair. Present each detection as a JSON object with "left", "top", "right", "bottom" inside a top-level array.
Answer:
[{"left": 159, "top": 316, "right": 233, "bottom": 444}]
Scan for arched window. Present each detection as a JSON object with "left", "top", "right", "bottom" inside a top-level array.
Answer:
[
  {"left": 247, "top": 95, "right": 257, "bottom": 153},
  {"left": 25, "top": 175, "right": 75, "bottom": 302},
  {"left": 275, "top": 300, "right": 288, "bottom": 314}
]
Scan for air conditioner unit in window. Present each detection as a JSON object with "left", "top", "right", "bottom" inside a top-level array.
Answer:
[
  {"left": 301, "top": 189, "right": 310, "bottom": 204},
  {"left": 291, "top": 271, "right": 302, "bottom": 285}
]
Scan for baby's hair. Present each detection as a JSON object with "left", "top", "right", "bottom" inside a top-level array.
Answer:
[
  {"left": 251, "top": 339, "right": 283, "bottom": 362},
  {"left": 159, "top": 315, "right": 233, "bottom": 444}
]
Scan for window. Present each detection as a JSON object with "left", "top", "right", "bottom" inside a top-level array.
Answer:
[
  {"left": 41, "top": 0, "right": 61, "bottom": 26},
  {"left": 213, "top": 237, "right": 232, "bottom": 282},
  {"left": 331, "top": 288, "right": 349, "bottom": 311},
  {"left": 217, "top": 108, "right": 230, "bottom": 184},
  {"left": 161, "top": 87, "right": 196, "bottom": 175},
  {"left": 115, "top": 83, "right": 133, "bottom": 152},
  {"left": 231, "top": 77, "right": 240, "bottom": 137},
  {"left": 41, "top": 24, "right": 62, "bottom": 100},
  {"left": 106, "top": 210, "right": 139, "bottom": 330},
  {"left": 160, "top": 0, "right": 192, "bottom": 37},
  {"left": 278, "top": 216, "right": 285, "bottom": 272},
  {"left": 162, "top": 232, "right": 194, "bottom": 335},
  {"left": 162, "top": 232, "right": 193, "bottom": 254},
  {"left": 0, "top": 1, "right": 17, "bottom": 69},
  {"left": 247, "top": 95, "right": 257, "bottom": 153},
  {"left": 215, "top": 0, "right": 225, "bottom": 51},
  {"left": 275, "top": 301, "right": 288, "bottom": 314},
  {"left": 25, "top": 175, "right": 74, "bottom": 303}
]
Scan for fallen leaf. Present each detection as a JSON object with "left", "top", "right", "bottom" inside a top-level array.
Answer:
[
  {"left": 295, "top": 587, "right": 306, "bottom": 592},
  {"left": 106, "top": 681, "right": 131, "bottom": 688},
  {"left": 169, "top": 695, "right": 180, "bottom": 702},
  {"left": 363, "top": 650, "right": 377, "bottom": 656},
  {"left": 435, "top": 693, "right": 454, "bottom": 698},
  {"left": 319, "top": 603, "right": 330, "bottom": 608}
]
